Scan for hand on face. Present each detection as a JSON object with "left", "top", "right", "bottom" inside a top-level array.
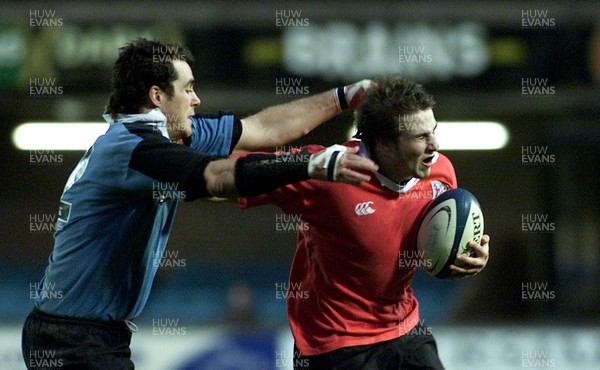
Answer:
[{"left": 308, "top": 145, "right": 378, "bottom": 185}]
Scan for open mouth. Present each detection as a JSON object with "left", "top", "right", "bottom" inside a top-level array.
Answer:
[{"left": 422, "top": 155, "right": 435, "bottom": 167}]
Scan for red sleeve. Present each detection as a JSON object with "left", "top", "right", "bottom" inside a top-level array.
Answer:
[{"left": 432, "top": 153, "right": 458, "bottom": 189}]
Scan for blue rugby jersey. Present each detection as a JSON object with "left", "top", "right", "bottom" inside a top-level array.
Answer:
[{"left": 35, "top": 109, "right": 236, "bottom": 321}]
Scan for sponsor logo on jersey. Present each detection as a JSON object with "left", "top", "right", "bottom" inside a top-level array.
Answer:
[
  {"left": 355, "top": 201, "right": 375, "bottom": 216},
  {"left": 430, "top": 181, "right": 448, "bottom": 199},
  {"left": 58, "top": 200, "right": 71, "bottom": 223}
]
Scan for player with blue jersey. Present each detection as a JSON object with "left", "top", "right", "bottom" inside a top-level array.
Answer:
[{"left": 21, "top": 38, "right": 377, "bottom": 369}]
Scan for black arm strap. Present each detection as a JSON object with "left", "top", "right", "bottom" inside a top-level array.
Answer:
[
  {"left": 234, "top": 152, "right": 311, "bottom": 197},
  {"left": 336, "top": 86, "right": 348, "bottom": 110}
]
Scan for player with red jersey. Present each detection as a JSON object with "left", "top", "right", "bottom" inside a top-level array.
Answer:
[{"left": 240, "top": 75, "right": 490, "bottom": 369}]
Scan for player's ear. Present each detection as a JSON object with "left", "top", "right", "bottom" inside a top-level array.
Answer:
[
  {"left": 148, "top": 85, "right": 162, "bottom": 107},
  {"left": 374, "top": 136, "right": 394, "bottom": 151}
]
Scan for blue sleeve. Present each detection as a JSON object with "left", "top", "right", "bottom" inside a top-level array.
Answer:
[{"left": 188, "top": 111, "right": 235, "bottom": 157}]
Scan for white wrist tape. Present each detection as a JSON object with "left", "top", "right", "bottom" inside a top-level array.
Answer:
[
  {"left": 345, "top": 79, "right": 372, "bottom": 105},
  {"left": 334, "top": 79, "right": 373, "bottom": 112},
  {"left": 308, "top": 145, "right": 349, "bottom": 181}
]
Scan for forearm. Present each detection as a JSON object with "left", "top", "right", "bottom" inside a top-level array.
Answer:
[
  {"left": 204, "top": 154, "right": 310, "bottom": 198},
  {"left": 204, "top": 144, "right": 375, "bottom": 198},
  {"left": 236, "top": 89, "right": 340, "bottom": 152}
]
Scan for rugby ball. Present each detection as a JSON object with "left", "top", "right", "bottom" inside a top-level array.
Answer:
[{"left": 416, "top": 188, "right": 484, "bottom": 278}]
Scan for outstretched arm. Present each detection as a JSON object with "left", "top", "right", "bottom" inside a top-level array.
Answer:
[
  {"left": 204, "top": 145, "right": 377, "bottom": 198},
  {"left": 234, "top": 80, "right": 372, "bottom": 152}
]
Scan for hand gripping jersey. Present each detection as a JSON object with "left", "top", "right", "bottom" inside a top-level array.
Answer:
[
  {"left": 240, "top": 141, "right": 457, "bottom": 356},
  {"left": 35, "top": 109, "right": 235, "bottom": 321}
]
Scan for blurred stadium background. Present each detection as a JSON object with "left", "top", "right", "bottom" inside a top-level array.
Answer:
[{"left": 1, "top": 1, "right": 599, "bottom": 369}]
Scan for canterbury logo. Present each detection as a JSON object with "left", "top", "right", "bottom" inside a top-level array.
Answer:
[{"left": 355, "top": 201, "right": 375, "bottom": 216}]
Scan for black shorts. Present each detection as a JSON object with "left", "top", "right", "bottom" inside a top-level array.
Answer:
[
  {"left": 22, "top": 307, "right": 134, "bottom": 370},
  {"left": 293, "top": 323, "right": 445, "bottom": 370}
]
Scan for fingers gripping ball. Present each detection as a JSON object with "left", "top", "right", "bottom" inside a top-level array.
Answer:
[{"left": 308, "top": 145, "right": 349, "bottom": 181}]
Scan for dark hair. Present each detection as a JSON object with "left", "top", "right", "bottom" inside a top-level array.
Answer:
[
  {"left": 354, "top": 75, "right": 435, "bottom": 149},
  {"left": 105, "top": 38, "right": 195, "bottom": 119}
]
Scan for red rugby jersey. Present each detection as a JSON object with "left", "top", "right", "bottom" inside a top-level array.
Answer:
[{"left": 239, "top": 141, "right": 457, "bottom": 356}]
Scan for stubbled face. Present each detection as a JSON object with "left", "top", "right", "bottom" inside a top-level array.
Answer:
[
  {"left": 375, "top": 108, "right": 439, "bottom": 182},
  {"left": 158, "top": 60, "right": 200, "bottom": 140}
]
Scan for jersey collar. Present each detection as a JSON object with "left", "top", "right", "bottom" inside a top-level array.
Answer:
[
  {"left": 357, "top": 141, "right": 425, "bottom": 194},
  {"left": 103, "top": 108, "right": 170, "bottom": 140}
]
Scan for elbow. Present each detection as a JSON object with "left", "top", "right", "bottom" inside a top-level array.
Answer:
[
  {"left": 204, "top": 159, "right": 238, "bottom": 198},
  {"left": 298, "top": 127, "right": 311, "bottom": 138}
]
